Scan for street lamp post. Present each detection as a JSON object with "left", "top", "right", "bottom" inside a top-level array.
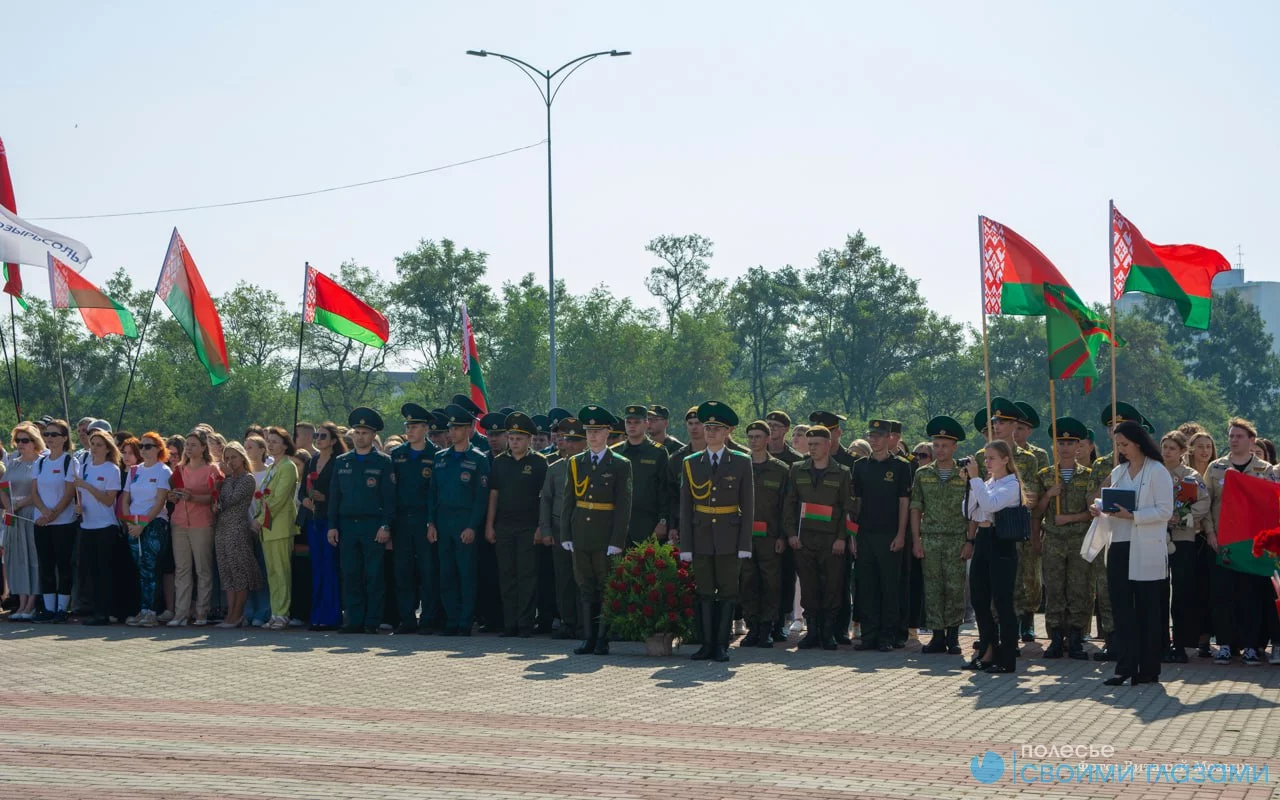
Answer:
[{"left": 466, "top": 48, "right": 630, "bottom": 409}]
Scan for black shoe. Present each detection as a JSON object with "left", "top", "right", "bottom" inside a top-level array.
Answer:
[
  {"left": 574, "top": 601, "right": 599, "bottom": 655},
  {"left": 961, "top": 657, "right": 992, "bottom": 671},
  {"left": 31, "top": 610, "right": 56, "bottom": 623},
  {"left": 691, "top": 601, "right": 716, "bottom": 660},
  {"left": 499, "top": 627, "right": 519, "bottom": 638},
  {"left": 984, "top": 663, "right": 1015, "bottom": 674},
  {"left": 1067, "top": 629, "right": 1089, "bottom": 660},
  {"left": 1169, "top": 647, "right": 1188, "bottom": 664},
  {"left": 921, "top": 631, "right": 947, "bottom": 653},
  {"left": 1093, "top": 634, "right": 1116, "bottom": 662},
  {"left": 1019, "top": 612, "right": 1036, "bottom": 642},
  {"left": 592, "top": 614, "right": 610, "bottom": 655},
  {"left": 1103, "top": 675, "right": 1131, "bottom": 686},
  {"left": 877, "top": 643, "right": 892, "bottom": 652},
  {"left": 1044, "top": 629, "right": 1065, "bottom": 659},
  {"left": 757, "top": 628, "right": 774, "bottom": 648},
  {"left": 394, "top": 622, "right": 418, "bottom": 635},
  {"left": 821, "top": 616, "right": 838, "bottom": 651},
  {"left": 1133, "top": 675, "right": 1161, "bottom": 685},
  {"left": 83, "top": 616, "right": 110, "bottom": 626},
  {"left": 712, "top": 600, "right": 732, "bottom": 662},
  {"left": 946, "top": 627, "right": 962, "bottom": 656},
  {"left": 835, "top": 633, "right": 853, "bottom": 646},
  {"left": 1196, "top": 643, "right": 1212, "bottom": 658},
  {"left": 772, "top": 622, "right": 787, "bottom": 642},
  {"left": 740, "top": 626, "right": 761, "bottom": 648},
  {"left": 363, "top": 626, "right": 380, "bottom": 634},
  {"left": 553, "top": 626, "right": 576, "bottom": 640},
  {"left": 533, "top": 622, "right": 553, "bottom": 635},
  {"left": 338, "top": 624, "right": 364, "bottom": 634},
  {"left": 796, "top": 615, "right": 822, "bottom": 650},
  {"left": 457, "top": 627, "right": 472, "bottom": 636},
  {"left": 892, "top": 638, "right": 906, "bottom": 649}
]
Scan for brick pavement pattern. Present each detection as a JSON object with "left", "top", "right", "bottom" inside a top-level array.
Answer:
[{"left": 2, "top": 620, "right": 1279, "bottom": 799}]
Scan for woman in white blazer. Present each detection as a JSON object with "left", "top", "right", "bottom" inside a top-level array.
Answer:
[{"left": 1088, "top": 420, "right": 1173, "bottom": 686}]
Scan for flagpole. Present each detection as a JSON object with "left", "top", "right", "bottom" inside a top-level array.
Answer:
[
  {"left": 1108, "top": 199, "right": 1118, "bottom": 462},
  {"left": 292, "top": 263, "right": 310, "bottom": 434},
  {"left": 978, "top": 216, "right": 993, "bottom": 434},
  {"left": 10, "top": 294, "right": 20, "bottom": 419},
  {"left": 1049, "top": 378, "right": 1060, "bottom": 516},
  {"left": 54, "top": 319, "right": 70, "bottom": 422},
  {"left": 116, "top": 299, "right": 156, "bottom": 431},
  {"left": 0, "top": 297, "right": 16, "bottom": 421}
]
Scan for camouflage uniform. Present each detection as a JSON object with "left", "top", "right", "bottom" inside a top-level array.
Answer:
[
  {"left": 1089, "top": 453, "right": 1116, "bottom": 638},
  {"left": 1032, "top": 463, "right": 1095, "bottom": 632},
  {"left": 908, "top": 464, "right": 968, "bottom": 630}
]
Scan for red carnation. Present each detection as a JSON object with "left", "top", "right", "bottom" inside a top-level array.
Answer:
[
  {"left": 683, "top": 593, "right": 694, "bottom": 607},
  {"left": 644, "top": 573, "right": 657, "bottom": 585},
  {"left": 647, "top": 589, "right": 660, "bottom": 603},
  {"left": 668, "top": 611, "right": 678, "bottom": 622},
  {"left": 631, "top": 583, "right": 643, "bottom": 594},
  {"left": 642, "top": 605, "right": 654, "bottom": 617},
  {"left": 644, "top": 547, "right": 656, "bottom": 558},
  {"left": 615, "top": 566, "right": 625, "bottom": 577},
  {"left": 610, "top": 599, "right": 622, "bottom": 611},
  {"left": 663, "top": 581, "right": 676, "bottom": 594},
  {"left": 630, "top": 564, "right": 642, "bottom": 576},
  {"left": 654, "top": 558, "right": 667, "bottom": 570},
  {"left": 627, "top": 603, "right": 637, "bottom": 614},
  {"left": 666, "top": 595, "right": 678, "bottom": 609},
  {"left": 677, "top": 569, "right": 689, "bottom": 580},
  {"left": 683, "top": 607, "right": 694, "bottom": 617}
]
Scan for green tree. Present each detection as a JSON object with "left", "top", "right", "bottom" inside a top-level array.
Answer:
[
  {"left": 644, "top": 233, "right": 715, "bottom": 335},
  {"left": 727, "top": 265, "right": 803, "bottom": 419},
  {"left": 484, "top": 273, "right": 551, "bottom": 412},
  {"left": 555, "top": 286, "right": 660, "bottom": 413}
]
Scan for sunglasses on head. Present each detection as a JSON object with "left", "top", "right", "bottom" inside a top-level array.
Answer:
[{"left": 139, "top": 442, "right": 158, "bottom": 450}]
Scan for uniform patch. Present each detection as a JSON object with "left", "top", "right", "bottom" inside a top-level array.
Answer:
[
  {"left": 640, "top": 459, "right": 657, "bottom": 465},
  {"left": 522, "top": 465, "right": 533, "bottom": 475},
  {"left": 883, "top": 469, "right": 895, "bottom": 482},
  {"left": 366, "top": 477, "right": 377, "bottom": 488},
  {"left": 460, "top": 471, "right": 471, "bottom": 483},
  {"left": 422, "top": 467, "right": 432, "bottom": 479}
]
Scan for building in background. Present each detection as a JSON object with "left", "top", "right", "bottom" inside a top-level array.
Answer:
[{"left": 1117, "top": 267, "right": 1280, "bottom": 355}]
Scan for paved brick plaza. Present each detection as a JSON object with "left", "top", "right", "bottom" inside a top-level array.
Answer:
[{"left": 2, "top": 621, "right": 1278, "bottom": 800}]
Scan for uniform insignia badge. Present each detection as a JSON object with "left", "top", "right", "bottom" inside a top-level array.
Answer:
[
  {"left": 422, "top": 467, "right": 432, "bottom": 479},
  {"left": 366, "top": 477, "right": 377, "bottom": 488},
  {"left": 884, "top": 470, "right": 895, "bottom": 482},
  {"left": 460, "top": 471, "right": 472, "bottom": 483}
]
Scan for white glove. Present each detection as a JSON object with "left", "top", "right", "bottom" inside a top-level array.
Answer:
[
  {"left": 606, "top": 545, "right": 623, "bottom": 556},
  {"left": 737, "top": 550, "right": 752, "bottom": 559},
  {"left": 561, "top": 541, "right": 574, "bottom": 552},
  {"left": 679, "top": 551, "right": 693, "bottom": 563}
]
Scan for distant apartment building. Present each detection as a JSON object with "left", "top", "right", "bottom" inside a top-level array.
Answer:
[{"left": 1117, "top": 268, "right": 1280, "bottom": 355}]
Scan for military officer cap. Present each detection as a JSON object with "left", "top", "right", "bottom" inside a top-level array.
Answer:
[
  {"left": 443, "top": 404, "right": 476, "bottom": 427},
  {"left": 479, "top": 412, "right": 507, "bottom": 434},
  {"left": 531, "top": 414, "right": 550, "bottom": 434},
  {"left": 429, "top": 411, "right": 450, "bottom": 432},
  {"left": 400, "top": 403, "right": 431, "bottom": 425},
  {"left": 547, "top": 407, "right": 571, "bottom": 425},
  {"left": 504, "top": 412, "right": 536, "bottom": 436},
  {"left": 646, "top": 404, "right": 670, "bottom": 419},
  {"left": 806, "top": 425, "right": 832, "bottom": 440},
  {"left": 1086, "top": 427, "right": 1096, "bottom": 442},
  {"left": 559, "top": 417, "right": 587, "bottom": 441},
  {"left": 765, "top": 410, "right": 791, "bottom": 427},
  {"left": 1051, "top": 417, "right": 1088, "bottom": 441},
  {"left": 610, "top": 418, "right": 625, "bottom": 436},
  {"left": 578, "top": 405, "right": 617, "bottom": 429},
  {"left": 973, "top": 408, "right": 989, "bottom": 435},
  {"left": 887, "top": 420, "right": 903, "bottom": 435},
  {"left": 866, "top": 419, "right": 893, "bottom": 437},
  {"left": 498, "top": 406, "right": 516, "bottom": 416},
  {"left": 809, "top": 410, "right": 846, "bottom": 429},
  {"left": 696, "top": 400, "right": 738, "bottom": 428},
  {"left": 746, "top": 420, "right": 770, "bottom": 436},
  {"left": 1014, "top": 401, "right": 1041, "bottom": 429},
  {"left": 1100, "top": 401, "right": 1146, "bottom": 429},
  {"left": 989, "top": 396, "right": 1025, "bottom": 422},
  {"left": 926, "top": 415, "right": 966, "bottom": 442},
  {"left": 623, "top": 404, "right": 648, "bottom": 420},
  {"left": 450, "top": 394, "right": 483, "bottom": 417},
  {"left": 684, "top": 406, "right": 700, "bottom": 422},
  {"left": 348, "top": 407, "right": 384, "bottom": 432}
]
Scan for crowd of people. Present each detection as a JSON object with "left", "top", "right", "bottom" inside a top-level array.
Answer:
[{"left": 1, "top": 396, "right": 1277, "bottom": 687}]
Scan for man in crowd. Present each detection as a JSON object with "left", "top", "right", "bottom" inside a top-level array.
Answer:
[
  {"left": 614, "top": 405, "right": 671, "bottom": 544},
  {"left": 765, "top": 410, "right": 804, "bottom": 642},
  {"left": 742, "top": 419, "right": 788, "bottom": 648},
  {"left": 389, "top": 404, "right": 436, "bottom": 635},
  {"left": 852, "top": 419, "right": 913, "bottom": 652},
  {"left": 486, "top": 412, "right": 548, "bottom": 638},
  {"left": 540, "top": 416, "right": 585, "bottom": 639},
  {"left": 909, "top": 416, "right": 968, "bottom": 655},
  {"left": 810, "top": 410, "right": 859, "bottom": 645},
  {"left": 428, "top": 402, "right": 491, "bottom": 636},
  {"left": 646, "top": 405, "right": 684, "bottom": 456}
]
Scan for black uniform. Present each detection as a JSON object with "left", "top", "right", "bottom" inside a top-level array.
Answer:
[{"left": 852, "top": 454, "right": 913, "bottom": 649}]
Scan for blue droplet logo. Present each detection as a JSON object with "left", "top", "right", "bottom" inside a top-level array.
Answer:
[{"left": 970, "top": 750, "right": 1006, "bottom": 784}]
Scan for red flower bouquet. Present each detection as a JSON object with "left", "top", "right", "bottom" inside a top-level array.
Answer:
[{"left": 602, "top": 536, "right": 696, "bottom": 641}]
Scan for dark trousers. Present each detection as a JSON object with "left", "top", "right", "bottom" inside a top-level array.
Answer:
[
  {"left": 1211, "top": 562, "right": 1272, "bottom": 651},
  {"left": 393, "top": 510, "right": 436, "bottom": 624},
  {"left": 495, "top": 524, "right": 539, "bottom": 633},
  {"left": 834, "top": 549, "right": 855, "bottom": 632},
  {"left": 78, "top": 525, "right": 119, "bottom": 618},
  {"left": 535, "top": 542, "right": 558, "bottom": 625},
  {"left": 776, "top": 545, "right": 797, "bottom": 622},
  {"left": 855, "top": 530, "right": 903, "bottom": 646},
  {"left": 337, "top": 519, "right": 386, "bottom": 628},
  {"left": 35, "top": 521, "right": 78, "bottom": 596},
  {"left": 1194, "top": 535, "right": 1215, "bottom": 641},
  {"left": 899, "top": 547, "right": 923, "bottom": 632},
  {"left": 1168, "top": 540, "right": 1201, "bottom": 648},
  {"left": 439, "top": 524, "right": 478, "bottom": 629},
  {"left": 475, "top": 535, "right": 503, "bottom": 629},
  {"left": 970, "top": 528, "right": 1018, "bottom": 669},
  {"left": 1106, "top": 541, "right": 1166, "bottom": 680},
  {"left": 795, "top": 533, "right": 843, "bottom": 612}
]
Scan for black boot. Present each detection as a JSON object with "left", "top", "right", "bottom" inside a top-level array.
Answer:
[
  {"left": 592, "top": 610, "right": 610, "bottom": 655},
  {"left": 712, "top": 601, "right": 732, "bottom": 662},
  {"left": 945, "top": 626, "right": 962, "bottom": 655},
  {"left": 1067, "top": 628, "right": 1088, "bottom": 660},
  {"left": 757, "top": 622, "right": 774, "bottom": 648},
  {"left": 1093, "top": 633, "right": 1116, "bottom": 661},
  {"left": 1019, "top": 612, "right": 1036, "bottom": 643},
  {"left": 771, "top": 620, "right": 787, "bottom": 642},
  {"left": 740, "top": 619, "right": 761, "bottom": 648},
  {"left": 921, "top": 629, "right": 947, "bottom": 653},
  {"left": 797, "top": 613, "right": 822, "bottom": 649},
  {"left": 821, "top": 613, "right": 838, "bottom": 650},
  {"left": 573, "top": 601, "right": 598, "bottom": 655},
  {"left": 691, "top": 601, "right": 716, "bottom": 660},
  {"left": 1044, "top": 628, "right": 1064, "bottom": 658}
]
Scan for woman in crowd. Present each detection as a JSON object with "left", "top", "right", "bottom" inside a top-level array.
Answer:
[
  {"left": 123, "top": 432, "right": 172, "bottom": 628},
  {"left": 75, "top": 431, "right": 124, "bottom": 626},
  {"left": 3, "top": 424, "right": 46, "bottom": 620},
  {"left": 1254, "top": 437, "right": 1277, "bottom": 465},
  {"left": 962, "top": 440, "right": 1024, "bottom": 674},
  {"left": 256, "top": 427, "right": 298, "bottom": 631},
  {"left": 300, "top": 421, "right": 344, "bottom": 630},
  {"left": 1091, "top": 420, "right": 1174, "bottom": 686},
  {"left": 912, "top": 442, "right": 934, "bottom": 467},
  {"left": 213, "top": 442, "right": 262, "bottom": 628},
  {"left": 1161, "top": 431, "right": 1210, "bottom": 664},
  {"left": 207, "top": 432, "right": 226, "bottom": 464},
  {"left": 1184, "top": 429, "right": 1219, "bottom": 658},
  {"left": 789, "top": 424, "right": 809, "bottom": 453},
  {"left": 1186, "top": 432, "right": 1217, "bottom": 478},
  {"left": 243, "top": 434, "right": 273, "bottom": 627},
  {"left": 166, "top": 436, "right": 184, "bottom": 472},
  {"left": 31, "top": 419, "right": 79, "bottom": 623},
  {"left": 245, "top": 435, "right": 270, "bottom": 478},
  {"left": 121, "top": 438, "right": 141, "bottom": 468},
  {"left": 168, "top": 429, "right": 221, "bottom": 627}
]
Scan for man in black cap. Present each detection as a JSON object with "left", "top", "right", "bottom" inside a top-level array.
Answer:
[
  {"left": 765, "top": 411, "right": 803, "bottom": 465},
  {"left": 328, "top": 408, "right": 397, "bottom": 634},
  {"left": 886, "top": 418, "right": 924, "bottom": 646},
  {"left": 544, "top": 407, "right": 572, "bottom": 455},
  {"left": 389, "top": 404, "right": 438, "bottom": 634},
  {"left": 474, "top": 409, "right": 509, "bottom": 632},
  {"left": 428, "top": 410, "right": 450, "bottom": 450},
  {"left": 486, "top": 412, "right": 548, "bottom": 637},
  {"left": 531, "top": 415, "right": 551, "bottom": 453},
  {"left": 614, "top": 404, "right": 671, "bottom": 544},
  {"left": 851, "top": 419, "right": 913, "bottom": 651},
  {"left": 666, "top": 407, "right": 705, "bottom": 553},
  {"left": 427, "top": 403, "right": 491, "bottom": 636},
  {"left": 646, "top": 405, "right": 683, "bottom": 456},
  {"left": 810, "top": 410, "right": 859, "bottom": 645},
  {"left": 539, "top": 417, "right": 585, "bottom": 639},
  {"left": 479, "top": 412, "right": 508, "bottom": 458}
]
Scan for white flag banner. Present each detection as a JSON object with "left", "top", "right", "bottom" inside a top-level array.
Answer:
[{"left": 0, "top": 205, "right": 92, "bottom": 270}]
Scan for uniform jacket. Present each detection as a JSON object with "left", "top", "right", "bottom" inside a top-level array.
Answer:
[
  {"left": 751, "top": 456, "right": 790, "bottom": 540},
  {"left": 909, "top": 463, "right": 970, "bottom": 535},
  {"left": 560, "top": 448, "right": 632, "bottom": 551},
  {"left": 539, "top": 455, "right": 569, "bottom": 539},
  {"left": 390, "top": 442, "right": 435, "bottom": 512},
  {"left": 782, "top": 458, "right": 852, "bottom": 539},
  {"left": 678, "top": 448, "right": 754, "bottom": 555},
  {"left": 328, "top": 449, "right": 396, "bottom": 529},
  {"left": 426, "top": 446, "right": 490, "bottom": 532},
  {"left": 611, "top": 438, "right": 670, "bottom": 522},
  {"left": 1030, "top": 462, "right": 1094, "bottom": 537}
]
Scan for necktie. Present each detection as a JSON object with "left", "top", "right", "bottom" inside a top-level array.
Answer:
[
  {"left": 592, "top": 454, "right": 600, "bottom": 467},
  {"left": 712, "top": 454, "right": 720, "bottom": 474}
]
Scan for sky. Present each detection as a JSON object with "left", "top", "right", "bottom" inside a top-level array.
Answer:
[{"left": 6, "top": 1, "right": 1277, "bottom": 332}]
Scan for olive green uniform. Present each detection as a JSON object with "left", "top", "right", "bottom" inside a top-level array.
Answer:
[
  {"left": 1031, "top": 463, "right": 1095, "bottom": 631},
  {"left": 678, "top": 449, "right": 755, "bottom": 599},
  {"left": 768, "top": 443, "right": 804, "bottom": 630},
  {"left": 740, "top": 456, "right": 787, "bottom": 625},
  {"left": 539, "top": 454, "right": 578, "bottom": 635},
  {"left": 612, "top": 438, "right": 670, "bottom": 544},
  {"left": 1089, "top": 453, "right": 1116, "bottom": 636},
  {"left": 561, "top": 449, "right": 632, "bottom": 601},
  {"left": 909, "top": 464, "right": 968, "bottom": 630},
  {"left": 783, "top": 459, "right": 852, "bottom": 615}
]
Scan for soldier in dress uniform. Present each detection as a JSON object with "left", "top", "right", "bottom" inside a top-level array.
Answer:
[
  {"left": 910, "top": 416, "right": 968, "bottom": 655},
  {"left": 540, "top": 417, "right": 585, "bottom": 639},
  {"left": 764, "top": 411, "right": 803, "bottom": 642},
  {"left": 742, "top": 420, "right": 788, "bottom": 648},
  {"left": 428, "top": 409, "right": 450, "bottom": 451},
  {"left": 544, "top": 407, "right": 572, "bottom": 456},
  {"left": 389, "top": 403, "right": 437, "bottom": 635},
  {"left": 1031, "top": 417, "right": 1094, "bottom": 659},
  {"left": 327, "top": 407, "right": 397, "bottom": 634},
  {"left": 666, "top": 407, "right": 706, "bottom": 550},
  {"left": 613, "top": 405, "right": 671, "bottom": 544},
  {"left": 1014, "top": 402, "right": 1052, "bottom": 471},
  {"left": 678, "top": 401, "right": 754, "bottom": 662},
  {"left": 608, "top": 417, "right": 625, "bottom": 448},
  {"left": 427, "top": 404, "right": 491, "bottom": 636},
  {"left": 851, "top": 419, "right": 914, "bottom": 651},
  {"left": 810, "top": 410, "right": 859, "bottom": 645},
  {"left": 480, "top": 412, "right": 508, "bottom": 457},
  {"left": 486, "top": 412, "right": 548, "bottom": 637},
  {"left": 561, "top": 406, "right": 633, "bottom": 656},
  {"left": 646, "top": 405, "right": 684, "bottom": 455}
]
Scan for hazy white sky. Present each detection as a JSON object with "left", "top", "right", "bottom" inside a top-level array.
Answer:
[{"left": 7, "top": 1, "right": 1276, "bottom": 329}]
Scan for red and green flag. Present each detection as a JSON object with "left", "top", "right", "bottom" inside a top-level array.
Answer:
[
  {"left": 1044, "top": 284, "right": 1118, "bottom": 392},
  {"left": 460, "top": 301, "right": 489, "bottom": 415},
  {"left": 1217, "top": 470, "right": 1280, "bottom": 578},
  {"left": 0, "top": 137, "right": 27, "bottom": 310},
  {"left": 156, "top": 228, "right": 230, "bottom": 386},
  {"left": 800, "top": 502, "right": 834, "bottom": 523},
  {"left": 302, "top": 264, "right": 389, "bottom": 348},
  {"left": 1111, "top": 203, "right": 1230, "bottom": 330},
  {"left": 48, "top": 254, "right": 137, "bottom": 338}
]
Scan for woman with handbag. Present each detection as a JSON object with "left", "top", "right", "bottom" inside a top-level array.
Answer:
[
  {"left": 961, "top": 440, "right": 1026, "bottom": 674},
  {"left": 1088, "top": 420, "right": 1174, "bottom": 686}
]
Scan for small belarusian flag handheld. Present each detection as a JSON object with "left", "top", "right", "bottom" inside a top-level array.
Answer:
[
  {"left": 121, "top": 514, "right": 152, "bottom": 525},
  {"left": 845, "top": 516, "right": 859, "bottom": 537},
  {"left": 48, "top": 254, "right": 138, "bottom": 338},
  {"left": 752, "top": 520, "right": 768, "bottom": 536},
  {"left": 801, "top": 502, "right": 834, "bottom": 523},
  {"left": 302, "top": 264, "right": 389, "bottom": 349}
]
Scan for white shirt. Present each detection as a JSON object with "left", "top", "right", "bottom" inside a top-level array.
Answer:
[
  {"left": 79, "top": 459, "right": 123, "bottom": 529},
  {"left": 965, "top": 474, "right": 1022, "bottom": 523},
  {"left": 589, "top": 448, "right": 608, "bottom": 465},
  {"left": 706, "top": 447, "right": 726, "bottom": 465},
  {"left": 34, "top": 453, "right": 78, "bottom": 525},
  {"left": 127, "top": 462, "right": 173, "bottom": 519}
]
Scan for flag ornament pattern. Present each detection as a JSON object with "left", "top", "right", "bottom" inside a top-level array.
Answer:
[
  {"left": 982, "top": 216, "right": 1073, "bottom": 316},
  {"left": 158, "top": 229, "right": 230, "bottom": 386},
  {"left": 461, "top": 302, "right": 489, "bottom": 416},
  {"left": 1111, "top": 204, "right": 1231, "bottom": 330},
  {"left": 0, "top": 136, "right": 25, "bottom": 308},
  {"left": 48, "top": 254, "right": 138, "bottom": 338},
  {"left": 302, "top": 265, "right": 389, "bottom": 348},
  {"left": 1045, "top": 284, "right": 1116, "bottom": 392}
]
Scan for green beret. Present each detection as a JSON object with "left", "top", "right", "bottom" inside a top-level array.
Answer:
[{"left": 746, "top": 420, "right": 770, "bottom": 436}]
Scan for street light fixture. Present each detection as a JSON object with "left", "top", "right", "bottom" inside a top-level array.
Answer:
[{"left": 466, "top": 48, "right": 631, "bottom": 408}]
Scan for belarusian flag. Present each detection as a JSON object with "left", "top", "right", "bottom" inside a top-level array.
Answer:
[
  {"left": 302, "top": 264, "right": 389, "bottom": 348},
  {"left": 801, "top": 502, "right": 833, "bottom": 523},
  {"left": 1045, "top": 284, "right": 1116, "bottom": 392},
  {"left": 460, "top": 301, "right": 489, "bottom": 414},
  {"left": 48, "top": 254, "right": 138, "bottom": 338},
  {"left": 982, "top": 216, "right": 1085, "bottom": 316},
  {"left": 1111, "top": 203, "right": 1231, "bottom": 330},
  {"left": 0, "top": 136, "right": 26, "bottom": 310},
  {"left": 1217, "top": 470, "right": 1280, "bottom": 578},
  {"left": 156, "top": 228, "right": 230, "bottom": 386}
]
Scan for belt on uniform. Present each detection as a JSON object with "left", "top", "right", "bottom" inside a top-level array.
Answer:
[
  {"left": 577, "top": 501, "right": 615, "bottom": 511},
  {"left": 694, "top": 504, "right": 741, "bottom": 515}
]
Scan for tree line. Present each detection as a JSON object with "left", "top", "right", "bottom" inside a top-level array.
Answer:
[{"left": 3, "top": 230, "right": 1275, "bottom": 446}]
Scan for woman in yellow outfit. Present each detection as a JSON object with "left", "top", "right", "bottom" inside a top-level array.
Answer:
[{"left": 255, "top": 427, "right": 299, "bottom": 630}]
